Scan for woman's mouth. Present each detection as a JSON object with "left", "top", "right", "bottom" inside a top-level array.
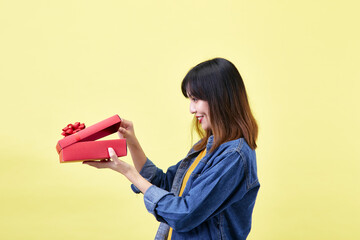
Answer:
[{"left": 197, "top": 116, "right": 204, "bottom": 123}]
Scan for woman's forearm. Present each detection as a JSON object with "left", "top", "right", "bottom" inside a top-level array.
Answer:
[
  {"left": 117, "top": 119, "right": 147, "bottom": 172},
  {"left": 124, "top": 168, "right": 152, "bottom": 194},
  {"left": 127, "top": 137, "right": 147, "bottom": 172}
]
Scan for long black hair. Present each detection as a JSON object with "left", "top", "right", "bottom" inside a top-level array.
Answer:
[{"left": 181, "top": 57, "right": 258, "bottom": 151}]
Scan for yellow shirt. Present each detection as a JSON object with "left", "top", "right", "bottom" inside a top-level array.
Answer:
[{"left": 168, "top": 148, "right": 206, "bottom": 240}]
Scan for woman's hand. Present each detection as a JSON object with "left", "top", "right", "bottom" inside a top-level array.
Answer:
[
  {"left": 117, "top": 118, "right": 147, "bottom": 172},
  {"left": 83, "top": 148, "right": 152, "bottom": 194},
  {"left": 118, "top": 119, "right": 137, "bottom": 146},
  {"left": 83, "top": 148, "right": 134, "bottom": 175}
]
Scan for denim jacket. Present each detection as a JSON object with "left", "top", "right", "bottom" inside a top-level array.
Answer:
[{"left": 131, "top": 136, "right": 260, "bottom": 240}]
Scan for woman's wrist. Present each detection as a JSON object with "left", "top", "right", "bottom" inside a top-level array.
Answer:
[
  {"left": 126, "top": 137, "right": 147, "bottom": 172},
  {"left": 126, "top": 136, "right": 141, "bottom": 149}
]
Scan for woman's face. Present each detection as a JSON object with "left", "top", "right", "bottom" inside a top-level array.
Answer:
[{"left": 189, "top": 96, "right": 211, "bottom": 131}]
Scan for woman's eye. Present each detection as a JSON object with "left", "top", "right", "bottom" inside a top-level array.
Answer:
[{"left": 191, "top": 98, "right": 198, "bottom": 102}]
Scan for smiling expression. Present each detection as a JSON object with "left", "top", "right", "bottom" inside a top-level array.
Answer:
[{"left": 189, "top": 96, "right": 211, "bottom": 131}]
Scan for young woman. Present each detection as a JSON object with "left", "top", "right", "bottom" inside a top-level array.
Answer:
[{"left": 84, "top": 58, "right": 260, "bottom": 240}]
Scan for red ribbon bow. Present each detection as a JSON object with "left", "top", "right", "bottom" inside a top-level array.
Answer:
[{"left": 61, "top": 122, "right": 86, "bottom": 137}]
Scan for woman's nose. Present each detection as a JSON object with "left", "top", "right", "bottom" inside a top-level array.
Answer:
[{"left": 190, "top": 102, "right": 196, "bottom": 114}]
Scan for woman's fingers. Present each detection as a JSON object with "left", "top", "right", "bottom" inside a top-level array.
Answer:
[
  {"left": 118, "top": 127, "right": 127, "bottom": 137},
  {"left": 107, "top": 147, "right": 133, "bottom": 174},
  {"left": 118, "top": 127, "right": 136, "bottom": 144},
  {"left": 108, "top": 148, "right": 120, "bottom": 165},
  {"left": 118, "top": 119, "right": 131, "bottom": 139},
  {"left": 82, "top": 149, "right": 119, "bottom": 169},
  {"left": 120, "top": 118, "right": 132, "bottom": 128},
  {"left": 119, "top": 119, "right": 134, "bottom": 134},
  {"left": 82, "top": 160, "right": 111, "bottom": 169},
  {"left": 117, "top": 130, "right": 124, "bottom": 139},
  {"left": 83, "top": 148, "right": 134, "bottom": 175}
]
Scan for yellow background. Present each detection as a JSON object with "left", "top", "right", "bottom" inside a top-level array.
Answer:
[{"left": 1, "top": 0, "right": 359, "bottom": 239}]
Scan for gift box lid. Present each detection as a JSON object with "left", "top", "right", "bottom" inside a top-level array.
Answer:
[{"left": 56, "top": 115, "right": 121, "bottom": 153}]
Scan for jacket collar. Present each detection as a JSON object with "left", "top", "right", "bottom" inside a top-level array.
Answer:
[{"left": 186, "top": 135, "right": 215, "bottom": 157}]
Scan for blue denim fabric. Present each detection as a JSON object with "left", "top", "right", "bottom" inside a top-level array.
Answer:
[{"left": 131, "top": 136, "right": 260, "bottom": 240}]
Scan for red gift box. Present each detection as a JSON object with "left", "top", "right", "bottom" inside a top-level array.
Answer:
[{"left": 56, "top": 115, "right": 127, "bottom": 163}]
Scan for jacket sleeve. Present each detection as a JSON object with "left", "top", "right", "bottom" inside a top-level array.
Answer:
[
  {"left": 131, "top": 158, "right": 181, "bottom": 193},
  {"left": 142, "top": 151, "right": 256, "bottom": 232}
]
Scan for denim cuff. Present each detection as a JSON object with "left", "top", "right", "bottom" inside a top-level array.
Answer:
[
  {"left": 144, "top": 185, "right": 171, "bottom": 216},
  {"left": 131, "top": 158, "right": 157, "bottom": 194}
]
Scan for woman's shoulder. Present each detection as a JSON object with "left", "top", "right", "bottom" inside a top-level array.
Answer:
[
  {"left": 216, "top": 138, "right": 255, "bottom": 156},
  {"left": 187, "top": 137, "right": 256, "bottom": 163},
  {"left": 212, "top": 138, "right": 257, "bottom": 169}
]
